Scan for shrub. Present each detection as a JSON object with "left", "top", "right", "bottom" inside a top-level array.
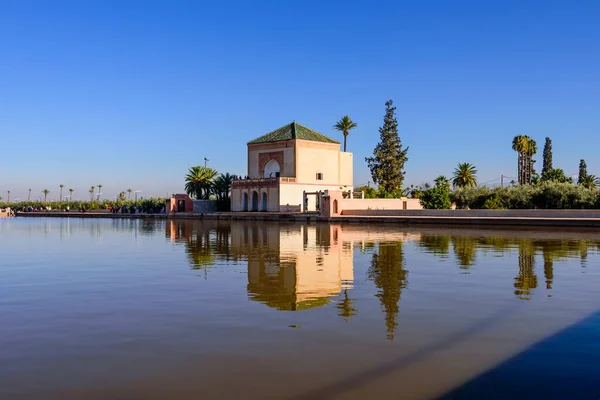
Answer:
[
  {"left": 420, "top": 180, "right": 452, "bottom": 209},
  {"left": 451, "top": 182, "right": 600, "bottom": 210}
]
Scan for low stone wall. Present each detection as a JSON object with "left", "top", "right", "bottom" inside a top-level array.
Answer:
[
  {"left": 339, "top": 198, "right": 422, "bottom": 211},
  {"left": 192, "top": 200, "right": 217, "bottom": 213},
  {"left": 280, "top": 205, "right": 301, "bottom": 213},
  {"left": 340, "top": 209, "right": 600, "bottom": 218}
]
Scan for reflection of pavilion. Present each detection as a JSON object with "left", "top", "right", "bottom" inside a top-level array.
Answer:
[
  {"left": 165, "top": 221, "right": 423, "bottom": 312},
  {"left": 231, "top": 224, "right": 355, "bottom": 311}
]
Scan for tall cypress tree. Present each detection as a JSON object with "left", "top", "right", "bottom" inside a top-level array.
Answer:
[
  {"left": 578, "top": 159, "right": 588, "bottom": 184},
  {"left": 542, "top": 137, "right": 553, "bottom": 178},
  {"left": 366, "top": 100, "right": 409, "bottom": 197}
]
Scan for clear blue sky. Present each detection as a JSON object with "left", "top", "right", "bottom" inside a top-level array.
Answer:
[{"left": 1, "top": 0, "right": 599, "bottom": 201}]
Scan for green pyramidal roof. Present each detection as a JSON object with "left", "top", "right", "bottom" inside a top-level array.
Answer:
[{"left": 248, "top": 122, "right": 340, "bottom": 145}]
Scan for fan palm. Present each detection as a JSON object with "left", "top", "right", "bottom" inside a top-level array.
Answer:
[
  {"left": 524, "top": 137, "right": 537, "bottom": 183},
  {"left": 68, "top": 188, "right": 74, "bottom": 202},
  {"left": 452, "top": 163, "right": 478, "bottom": 188},
  {"left": 89, "top": 186, "right": 95, "bottom": 202},
  {"left": 512, "top": 135, "right": 528, "bottom": 184},
  {"left": 512, "top": 135, "right": 536, "bottom": 184},
  {"left": 333, "top": 115, "right": 357, "bottom": 152},
  {"left": 127, "top": 188, "right": 132, "bottom": 200},
  {"left": 59, "top": 184, "right": 64, "bottom": 201},
  {"left": 185, "top": 166, "right": 218, "bottom": 200}
]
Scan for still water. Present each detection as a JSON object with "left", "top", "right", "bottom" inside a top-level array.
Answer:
[{"left": 1, "top": 218, "right": 599, "bottom": 399}]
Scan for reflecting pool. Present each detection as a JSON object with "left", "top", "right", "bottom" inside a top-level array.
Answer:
[{"left": 1, "top": 218, "right": 599, "bottom": 399}]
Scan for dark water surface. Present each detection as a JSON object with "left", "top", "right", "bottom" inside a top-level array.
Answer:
[{"left": 1, "top": 218, "right": 599, "bottom": 399}]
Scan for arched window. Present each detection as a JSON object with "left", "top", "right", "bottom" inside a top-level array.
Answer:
[
  {"left": 263, "top": 159, "right": 280, "bottom": 178},
  {"left": 242, "top": 192, "right": 249, "bottom": 211},
  {"left": 261, "top": 192, "right": 268, "bottom": 211},
  {"left": 333, "top": 199, "right": 338, "bottom": 214},
  {"left": 251, "top": 191, "right": 259, "bottom": 212}
]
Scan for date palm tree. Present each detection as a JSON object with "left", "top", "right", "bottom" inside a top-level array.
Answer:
[
  {"left": 434, "top": 175, "right": 450, "bottom": 188},
  {"left": 185, "top": 166, "right": 218, "bottom": 200},
  {"left": 59, "top": 184, "right": 64, "bottom": 201},
  {"left": 127, "top": 188, "right": 132, "bottom": 200},
  {"left": 333, "top": 115, "right": 357, "bottom": 152},
  {"left": 452, "top": 163, "right": 478, "bottom": 188},
  {"left": 581, "top": 174, "right": 599, "bottom": 189},
  {"left": 213, "top": 173, "right": 237, "bottom": 203},
  {"left": 42, "top": 189, "right": 50, "bottom": 202},
  {"left": 69, "top": 188, "right": 74, "bottom": 202}
]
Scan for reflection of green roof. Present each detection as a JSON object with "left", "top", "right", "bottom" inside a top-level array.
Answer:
[
  {"left": 248, "top": 122, "right": 339, "bottom": 145},
  {"left": 247, "top": 292, "right": 332, "bottom": 311}
]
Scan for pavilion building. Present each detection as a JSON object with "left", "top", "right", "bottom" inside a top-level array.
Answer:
[{"left": 231, "top": 122, "right": 353, "bottom": 212}]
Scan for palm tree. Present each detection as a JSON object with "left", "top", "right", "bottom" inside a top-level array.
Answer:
[
  {"left": 581, "top": 174, "right": 599, "bottom": 190},
  {"left": 89, "top": 186, "right": 95, "bottom": 202},
  {"left": 127, "top": 188, "right": 132, "bottom": 200},
  {"left": 28, "top": 188, "right": 31, "bottom": 201},
  {"left": 452, "top": 163, "right": 477, "bottom": 188},
  {"left": 59, "top": 184, "right": 64, "bottom": 201},
  {"left": 333, "top": 115, "right": 357, "bottom": 152},
  {"left": 434, "top": 175, "right": 450, "bottom": 188},
  {"left": 512, "top": 135, "right": 527, "bottom": 185},
  {"left": 524, "top": 137, "right": 537, "bottom": 184},
  {"left": 213, "top": 173, "right": 237, "bottom": 202},
  {"left": 42, "top": 189, "right": 50, "bottom": 202},
  {"left": 97, "top": 184, "right": 102, "bottom": 200},
  {"left": 7, "top": 190, "right": 10, "bottom": 202},
  {"left": 185, "top": 166, "right": 218, "bottom": 200},
  {"left": 69, "top": 188, "right": 74, "bottom": 202},
  {"left": 512, "top": 135, "right": 536, "bottom": 184}
]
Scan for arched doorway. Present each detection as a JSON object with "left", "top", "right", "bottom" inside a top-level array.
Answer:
[
  {"left": 242, "top": 192, "right": 249, "bottom": 211},
  {"left": 261, "top": 192, "right": 268, "bottom": 211},
  {"left": 263, "top": 159, "right": 280, "bottom": 178},
  {"left": 333, "top": 199, "right": 338, "bottom": 215},
  {"left": 251, "top": 191, "right": 259, "bottom": 211}
]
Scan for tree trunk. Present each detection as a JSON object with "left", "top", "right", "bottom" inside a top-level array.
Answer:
[
  {"left": 343, "top": 134, "right": 347, "bottom": 152},
  {"left": 518, "top": 153, "right": 522, "bottom": 185}
]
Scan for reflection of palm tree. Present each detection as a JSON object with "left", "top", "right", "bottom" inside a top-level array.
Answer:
[
  {"left": 185, "top": 230, "right": 215, "bottom": 272},
  {"left": 336, "top": 289, "right": 357, "bottom": 322},
  {"left": 514, "top": 241, "right": 538, "bottom": 300},
  {"left": 452, "top": 236, "right": 477, "bottom": 271},
  {"left": 368, "top": 242, "right": 408, "bottom": 341},
  {"left": 542, "top": 247, "right": 554, "bottom": 290},
  {"left": 580, "top": 241, "right": 588, "bottom": 268}
]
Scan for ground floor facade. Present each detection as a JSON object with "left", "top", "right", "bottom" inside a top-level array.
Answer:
[{"left": 231, "top": 178, "right": 353, "bottom": 212}]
